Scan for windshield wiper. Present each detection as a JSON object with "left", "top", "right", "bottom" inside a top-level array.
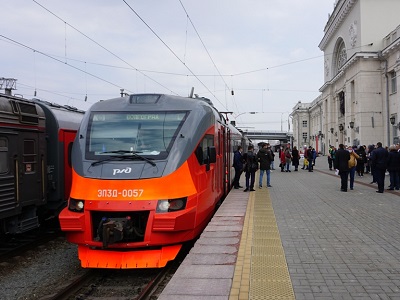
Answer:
[
  {"left": 100, "top": 150, "right": 142, "bottom": 154},
  {"left": 91, "top": 150, "right": 156, "bottom": 167}
]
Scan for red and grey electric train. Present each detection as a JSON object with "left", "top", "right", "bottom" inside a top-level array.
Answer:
[
  {"left": 60, "top": 94, "right": 249, "bottom": 269},
  {"left": 0, "top": 90, "right": 84, "bottom": 234}
]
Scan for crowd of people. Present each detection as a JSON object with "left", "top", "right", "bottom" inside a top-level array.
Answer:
[
  {"left": 232, "top": 142, "right": 400, "bottom": 194},
  {"left": 232, "top": 143, "right": 275, "bottom": 191},
  {"left": 233, "top": 142, "right": 301, "bottom": 192},
  {"left": 329, "top": 142, "right": 400, "bottom": 193}
]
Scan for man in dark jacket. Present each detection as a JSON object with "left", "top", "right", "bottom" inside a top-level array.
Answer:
[
  {"left": 257, "top": 143, "right": 273, "bottom": 188},
  {"left": 371, "top": 142, "right": 388, "bottom": 193},
  {"left": 386, "top": 145, "right": 400, "bottom": 190},
  {"left": 242, "top": 145, "right": 258, "bottom": 192},
  {"left": 232, "top": 146, "right": 244, "bottom": 189},
  {"left": 334, "top": 143, "right": 350, "bottom": 192}
]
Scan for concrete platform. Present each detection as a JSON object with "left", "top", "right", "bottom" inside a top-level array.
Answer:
[{"left": 158, "top": 157, "right": 400, "bottom": 299}]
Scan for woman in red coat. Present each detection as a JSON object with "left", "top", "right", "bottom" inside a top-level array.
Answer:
[{"left": 279, "top": 147, "right": 286, "bottom": 172}]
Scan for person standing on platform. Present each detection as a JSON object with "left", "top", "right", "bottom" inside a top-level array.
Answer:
[
  {"left": 232, "top": 145, "right": 244, "bottom": 189},
  {"left": 257, "top": 143, "right": 273, "bottom": 188},
  {"left": 386, "top": 145, "right": 400, "bottom": 190},
  {"left": 243, "top": 145, "right": 258, "bottom": 192},
  {"left": 328, "top": 145, "right": 334, "bottom": 170},
  {"left": 334, "top": 143, "right": 350, "bottom": 192},
  {"left": 279, "top": 147, "right": 286, "bottom": 172},
  {"left": 367, "top": 144, "right": 376, "bottom": 182},
  {"left": 331, "top": 146, "right": 337, "bottom": 170},
  {"left": 307, "top": 146, "right": 315, "bottom": 172},
  {"left": 356, "top": 145, "right": 367, "bottom": 177},
  {"left": 291, "top": 146, "right": 300, "bottom": 171},
  {"left": 284, "top": 147, "right": 292, "bottom": 172},
  {"left": 347, "top": 145, "right": 360, "bottom": 190},
  {"left": 312, "top": 147, "right": 317, "bottom": 166},
  {"left": 371, "top": 142, "right": 389, "bottom": 193},
  {"left": 270, "top": 150, "right": 275, "bottom": 170},
  {"left": 301, "top": 146, "right": 308, "bottom": 170}
]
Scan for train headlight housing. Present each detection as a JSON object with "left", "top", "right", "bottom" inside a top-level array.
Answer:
[
  {"left": 156, "top": 197, "right": 187, "bottom": 213},
  {"left": 68, "top": 198, "right": 85, "bottom": 212}
]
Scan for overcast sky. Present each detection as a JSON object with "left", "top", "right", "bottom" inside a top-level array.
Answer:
[{"left": 1, "top": 0, "right": 335, "bottom": 131}]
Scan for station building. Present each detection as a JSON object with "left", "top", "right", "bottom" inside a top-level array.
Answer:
[{"left": 290, "top": 0, "right": 400, "bottom": 154}]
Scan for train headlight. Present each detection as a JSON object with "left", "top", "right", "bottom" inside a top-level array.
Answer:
[
  {"left": 68, "top": 198, "right": 85, "bottom": 212},
  {"left": 157, "top": 200, "right": 170, "bottom": 212},
  {"left": 156, "top": 197, "right": 187, "bottom": 213}
]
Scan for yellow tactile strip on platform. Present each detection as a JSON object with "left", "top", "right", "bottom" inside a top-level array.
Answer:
[{"left": 230, "top": 188, "right": 295, "bottom": 300}]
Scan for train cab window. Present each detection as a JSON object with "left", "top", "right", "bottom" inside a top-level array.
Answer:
[
  {"left": 86, "top": 111, "right": 187, "bottom": 160},
  {"left": 0, "top": 138, "right": 8, "bottom": 173},
  {"left": 195, "top": 134, "right": 214, "bottom": 165},
  {"left": 67, "top": 142, "right": 73, "bottom": 167},
  {"left": 23, "top": 140, "right": 36, "bottom": 173}
]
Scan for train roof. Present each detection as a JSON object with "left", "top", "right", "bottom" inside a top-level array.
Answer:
[
  {"left": 0, "top": 93, "right": 46, "bottom": 127},
  {"left": 32, "top": 98, "right": 85, "bottom": 131}
]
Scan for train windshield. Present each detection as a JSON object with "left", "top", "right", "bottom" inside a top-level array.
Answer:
[{"left": 86, "top": 111, "right": 187, "bottom": 159}]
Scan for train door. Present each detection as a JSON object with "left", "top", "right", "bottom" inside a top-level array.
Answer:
[
  {"left": 222, "top": 127, "right": 228, "bottom": 196},
  {"left": 217, "top": 128, "right": 223, "bottom": 195},
  {"left": 225, "top": 129, "right": 234, "bottom": 193},
  {"left": 17, "top": 132, "right": 45, "bottom": 206},
  {"left": 62, "top": 130, "right": 77, "bottom": 201}
]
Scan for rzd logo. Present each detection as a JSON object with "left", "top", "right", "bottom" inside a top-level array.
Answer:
[{"left": 113, "top": 167, "right": 132, "bottom": 176}]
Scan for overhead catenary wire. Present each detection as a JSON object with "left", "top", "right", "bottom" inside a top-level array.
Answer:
[
  {"left": 18, "top": 1, "right": 372, "bottom": 84},
  {"left": 0, "top": 34, "right": 126, "bottom": 92},
  {"left": 6, "top": 1, "right": 370, "bottom": 117},
  {"left": 176, "top": 0, "right": 241, "bottom": 115},
  {"left": 121, "top": 0, "right": 226, "bottom": 109},
  {"left": 17, "top": 81, "right": 99, "bottom": 104},
  {"left": 177, "top": 0, "right": 231, "bottom": 92},
  {"left": 31, "top": 0, "right": 179, "bottom": 96},
  {"left": 6, "top": 40, "right": 361, "bottom": 81}
]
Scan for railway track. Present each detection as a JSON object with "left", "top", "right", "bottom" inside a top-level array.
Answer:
[
  {"left": 0, "top": 228, "right": 62, "bottom": 263},
  {"left": 45, "top": 242, "right": 191, "bottom": 300},
  {"left": 44, "top": 267, "right": 168, "bottom": 300}
]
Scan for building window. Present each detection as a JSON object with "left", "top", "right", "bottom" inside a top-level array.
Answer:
[
  {"left": 302, "top": 120, "right": 307, "bottom": 127},
  {"left": 338, "top": 91, "right": 345, "bottom": 116},
  {"left": 302, "top": 132, "right": 308, "bottom": 140},
  {"left": 333, "top": 38, "right": 347, "bottom": 76},
  {"left": 390, "top": 71, "right": 397, "bottom": 94},
  {"left": 337, "top": 41, "right": 347, "bottom": 70}
]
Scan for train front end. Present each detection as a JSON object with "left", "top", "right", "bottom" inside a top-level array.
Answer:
[{"left": 59, "top": 94, "right": 222, "bottom": 269}]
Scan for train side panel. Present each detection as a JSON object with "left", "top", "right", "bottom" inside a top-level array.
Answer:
[
  {"left": 33, "top": 99, "right": 84, "bottom": 214},
  {"left": 0, "top": 95, "right": 47, "bottom": 234},
  {"left": 0, "top": 93, "right": 84, "bottom": 235}
]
